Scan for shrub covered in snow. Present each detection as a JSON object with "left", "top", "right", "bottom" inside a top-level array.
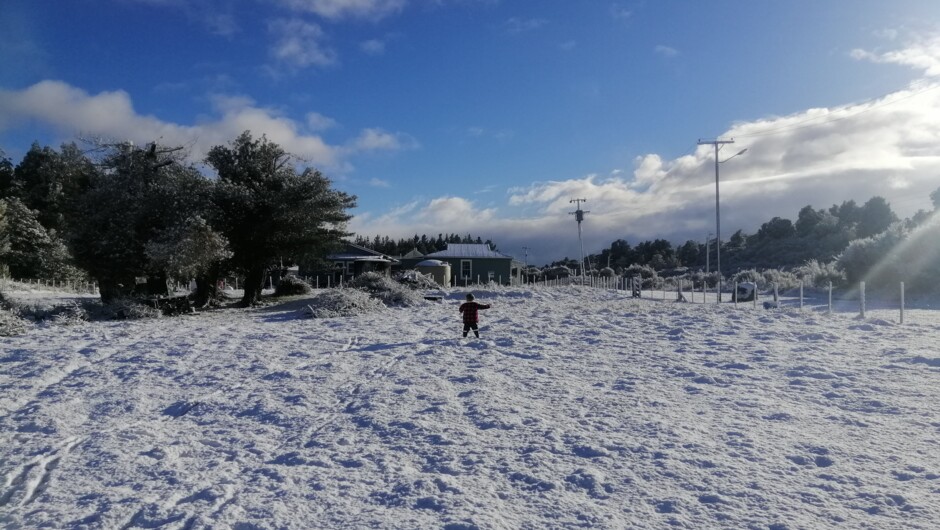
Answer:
[
  {"left": 795, "top": 259, "right": 845, "bottom": 288},
  {"left": 623, "top": 264, "right": 658, "bottom": 288},
  {"left": 729, "top": 268, "right": 800, "bottom": 291},
  {"left": 0, "top": 307, "right": 29, "bottom": 336},
  {"left": 350, "top": 272, "right": 425, "bottom": 307},
  {"left": 731, "top": 269, "right": 762, "bottom": 288},
  {"left": 395, "top": 270, "right": 439, "bottom": 289},
  {"left": 275, "top": 275, "right": 312, "bottom": 296},
  {"left": 85, "top": 298, "right": 162, "bottom": 321},
  {"left": 304, "top": 288, "right": 386, "bottom": 318},
  {"left": 761, "top": 269, "right": 801, "bottom": 291}
]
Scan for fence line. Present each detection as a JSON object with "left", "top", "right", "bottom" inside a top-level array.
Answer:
[{"left": 0, "top": 276, "right": 99, "bottom": 295}]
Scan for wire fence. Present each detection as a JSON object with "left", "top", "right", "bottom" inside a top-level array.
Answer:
[
  {"left": 0, "top": 277, "right": 99, "bottom": 295},
  {"left": 526, "top": 275, "right": 918, "bottom": 324}
]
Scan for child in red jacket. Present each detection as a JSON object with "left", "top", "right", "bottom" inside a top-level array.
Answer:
[{"left": 459, "top": 293, "right": 491, "bottom": 338}]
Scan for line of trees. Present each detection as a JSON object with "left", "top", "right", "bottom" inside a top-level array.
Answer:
[
  {"left": 578, "top": 191, "right": 940, "bottom": 292},
  {"left": 352, "top": 234, "right": 498, "bottom": 257},
  {"left": 0, "top": 132, "right": 355, "bottom": 306},
  {"left": 583, "top": 196, "right": 907, "bottom": 272}
]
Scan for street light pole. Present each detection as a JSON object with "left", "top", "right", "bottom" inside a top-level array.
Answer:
[{"left": 698, "top": 139, "right": 746, "bottom": 302}]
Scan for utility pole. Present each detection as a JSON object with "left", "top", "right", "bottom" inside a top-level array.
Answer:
[
  {"left": 705, "top": 232, "right": 712, "bottom": 275},
  {"left": 569, "top": 199, "right": 589, "bottom": 277},
  {"left": 522, "top": 246, "right": 529, "bottom": 284},
  {"left": 697, "top": 138, "right": 735, "bottom": 301}
]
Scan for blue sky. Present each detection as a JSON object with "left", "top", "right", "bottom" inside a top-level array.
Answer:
[{"left": 2, "top": 0, "right": 940, "bottom": 264}]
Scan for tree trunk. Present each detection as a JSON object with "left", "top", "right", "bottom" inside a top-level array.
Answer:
[
  {"left": 241, "top": 266, "right": 265, "bottom": 307},
  {"left": 193, "top": 276, "right": 218, "bottom": 308},
  {"left": 98, "top": 278, "right": 121, "bottom": 304},
  {"left": 98, "top": 276, "right": 134, "bottom": 303}
]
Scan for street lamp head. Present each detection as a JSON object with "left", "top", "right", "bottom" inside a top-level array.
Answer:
[{"left": 719, "top": 147, "right": 748, "bottom": 164}]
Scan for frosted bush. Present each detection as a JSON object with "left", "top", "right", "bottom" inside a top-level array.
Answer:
[
  {"left": 395, "top": 270, "right": 439, "bottom": 289},
  {"left": 623, "top": 263, "right": 658, "bottom": 288},
  {"left": 85, "top": 298, "right": 162, "bottom": 321},
  {"left": 761, "top": 269, "right": 801, "bottom": 291},
  {"left": 0, "top": 308, "right": 29, "bottom": 336},
  {"left": 796, "top": 259, "right": 845, "bottom": 288},
  {"left": 305, "top": 288, "right": 385, "bottom": 318},
  {"left": 275, "top": 275, "right": 312, "bottom": 296},
  {"left": 731, "top": 269, "right": 762, "bottom": 288},
  {"left": 350, "top": 272, "right": 425, "bottom": 307},
  {"left": 46, "top": 302, "right": 89, "bottom": 326}
]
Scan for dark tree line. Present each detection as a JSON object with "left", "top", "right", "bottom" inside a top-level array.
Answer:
[
  {"left": 0, "top": 132, "right": 355, "bottom": 307},
  {"left": 352, "top": 233, "right": 497, "bottom": 257}
]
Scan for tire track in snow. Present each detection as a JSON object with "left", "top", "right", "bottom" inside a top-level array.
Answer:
[{"left": 0, "top": 436, "right": 82, "bottom": 508}]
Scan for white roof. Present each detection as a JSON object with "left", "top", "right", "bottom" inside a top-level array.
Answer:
[
  {"left": 425, "top": 244, "right": 510, "bottom": 259},
  {"left": 416, "top": 259, "right": 448, "bottom": 267},
  {"left": 328, "top": 254, "right": 394, "bottom": 262}
]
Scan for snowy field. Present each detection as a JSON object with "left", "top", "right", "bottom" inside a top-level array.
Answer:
[{"left": 2, "top": 285, "right": 939, "bottom": 529}]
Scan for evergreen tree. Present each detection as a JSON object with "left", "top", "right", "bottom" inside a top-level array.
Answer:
[
  {"left": 206, "top": 132, "right": 356, "bottom": 306},
  {"left": 856, "top": 196, "right": 897, "bottom": 239},
  {"left": 11, "top": 142, "right": 94, "bottom": 233},
  {"left": 68, "top": 141, "right": 212, "bottom": 301},
  {"left": 0, "top": 149, "right": 14, "bottom": 199},
  {"left": 0, "top": 197, "right": 82, "bottom": 280}
]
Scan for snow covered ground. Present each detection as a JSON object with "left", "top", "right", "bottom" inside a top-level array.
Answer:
[{"left": 1, "top": 285, "right": 939, "bottom": 529}]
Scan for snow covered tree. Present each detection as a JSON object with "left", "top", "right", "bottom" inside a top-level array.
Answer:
[
  {"left": 69, "top": 142, "right": 212, "bottom": 302},
  {"left": 206, "top": 132, "right": 356, "bottom": 306},
  {"left": 144, "top": 215, "right": 232, "bottom": 305},
  {"left": 0, "top": 197, "right": 82, "bottom": 280}
]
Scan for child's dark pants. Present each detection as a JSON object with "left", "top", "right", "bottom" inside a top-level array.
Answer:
[{"left": 463, "top": 323, "right": 479, "bottom": 338}]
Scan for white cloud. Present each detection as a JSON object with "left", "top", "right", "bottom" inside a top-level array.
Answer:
[
  {"left": 654, "top": 45, "right": 678, "bottom": 58},
  {"left": 504, "top": 17, "right": 547, "bottom": 34},
  {"left": 610, "top": 4, "right": 631, "bottom": 20},
  {"left": 277, "top": 0, "right": 406, "bottom": 20},
  {"left": 306, "top": 111, "right": 337, "bottom": 131},
  {"left": 0, "top": 80, "right": 415, "bottom": 170},
  {"left": 347, "top": 128, "right": 419, "bottom": 152},
  {"left": 268, "top": 18, "right": 337, "bottom": 69},
  {"left": 559, "top": 40, "right": 577, "bottom": 51},
  {"left": 360, "top": 39, "right": 386, "bottom": 55},
  {"left": 369, "top": 177, "right": 391, "bottom": 188},
  {"left": 206, "top": 13, "right": 239, "bottom": 36},
  {"left": 852, "top": 32, "right": 940, "bottom": 77}
]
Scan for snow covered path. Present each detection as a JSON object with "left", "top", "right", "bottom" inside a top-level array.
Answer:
[{"left": 1, "top": 287, "right": 939, "bottom": 529}]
